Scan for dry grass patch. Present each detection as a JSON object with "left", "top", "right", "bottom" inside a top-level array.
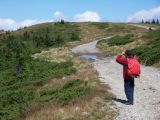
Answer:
[
  {"left": 25, "top": 77, "right": 116, "bottom": 120},
  {"left": 78, "top": 23, "right": 108, "bottom": 43},
  {"left": 153, "top": 60, "right": 160, "bottom": 68},
  {"left": 104, "top": 23, "right": 148, "bottom": 36},
  {"left": 97, "top": 38, "right": 145, "bottom": 56},
  {"left": 25, "top": 92, "right": 116, "bottom": 120},
  {"left": 32, "top": 47, "right": 73, "bottom": 63},
  {"left": 97, "top": 28, "right": 148, "bottom": 56},
  {"left": 24, "top": 47, "right": 117, "bottom": 120}
]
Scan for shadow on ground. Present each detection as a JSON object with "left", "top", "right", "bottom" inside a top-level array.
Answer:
[{"left": 113, "top": 98, "right": 128, "bottom": 104}]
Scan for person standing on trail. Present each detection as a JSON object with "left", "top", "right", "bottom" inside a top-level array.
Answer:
[{"left": 116, "top": 50, "right": 140, "bottom": 105}]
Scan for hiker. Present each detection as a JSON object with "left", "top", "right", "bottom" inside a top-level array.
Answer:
[{"left": 116, "top": 50, "right": 140, "bottom": 105}]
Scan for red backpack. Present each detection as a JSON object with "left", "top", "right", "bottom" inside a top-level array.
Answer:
[{"left": 127, "top": 57, "right": 141, "bottom": 78}]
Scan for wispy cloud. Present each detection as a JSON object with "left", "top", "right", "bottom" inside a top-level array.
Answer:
[
  {"left": 0, "top": 18, "right": 16, "bottom": 30},
  {"left": 126, "top": 6, "right": 160, "bottom": 22},
  {"left": 53, "top": 11, "right": 65, "bottom": 21},
  {"left": 74, "top": 11, "right": 101, "bottom": 22},
  {"left": 0, "top": 18, "right": 50, "bottom": 30},
  {"left": 20, "top": 19, "right": 43, "bottom": 27}
]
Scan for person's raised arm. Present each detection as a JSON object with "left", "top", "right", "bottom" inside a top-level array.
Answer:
[{"left": 116, "top": 52, "right": 127, "bottom": 65}]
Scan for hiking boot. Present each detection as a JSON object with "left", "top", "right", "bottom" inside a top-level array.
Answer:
[{"left": 124, "top": 101, "right": 133, "bottom": 105}]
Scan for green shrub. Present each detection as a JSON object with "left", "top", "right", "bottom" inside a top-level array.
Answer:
[
  {"left": 108, "top": 34, "right": 134, "bottom": 46},
  {"left": 0, "top": 60, "right": 76, "bottom": 120},
  {"left": 40, "top": 79, "right": 90, "bottom": 104},
  {"left": 106, "top": 24, "right": 130, "bottom": 33},
  {"left": 91, "top": 22, "right": 110, "bottom": 29},
  {"left": 132, "top": 29, "right": 160, "bottom": 65},
  {"left": 62, "top": 79, "right": 82, "bottom": 89},
  {"left": 99, "top": 34, "right": 134, "bottom": 46},
  {"left": 0, "top": 23, "right": 80, "bottom": 120},
  {"left": 132, "top": 46, "right": 160, "bottom": 65},
  {"left": 132, "top": 45, "right": 148, "bottom": 56}
]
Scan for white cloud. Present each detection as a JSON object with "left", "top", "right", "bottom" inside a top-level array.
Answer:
[
  {"left": 126, "top": 6, "right": 160, "bottom": 23},
  {"left": 53, "top": 11, "right": 65, "bottom": 21},
  {"left": 74, "top": 11, "right": 101, "bottom": 22},
  {"left": 20, "top": 19, "right": 43, "bottom": 27},
  {"left": 0, "top": 18, "right": 15, "bottom": 25},
  {"left": 0, "top": 18, "right": 16, "bottom": 30},
  {"left": 0, "top": 18, "right": 50, "bottom": 30}
]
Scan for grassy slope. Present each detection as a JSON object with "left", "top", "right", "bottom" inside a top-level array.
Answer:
[
  {"left": 132, "top": 29, "right": 160, "bottom": 66},
  {"left": 2, "top": 22, "right": 159, "bottom": 120},
  {"left": 0, "top": 22, "right": 81, "bottom": 120},
  {"left": 24, "top": 23, "right": 116, "bottom": 120},
  {"left": 0, "top": 22, "right": 116, "bottom": 120},
  {"left": 25, "top": 48, "right": 116, "bottom": 120},
  {"left": 96, "top": 23, "right": 147, "bottom": 55},
  {"left": 96, "top": 23, "right": 160, "bottom": 66}
]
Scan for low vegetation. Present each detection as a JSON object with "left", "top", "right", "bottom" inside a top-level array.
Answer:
[
  {"left": 97, "top": 23, "right": 160, "bottom": 66},
  {"left": 0, "top": 22, "right": 116, "bottom": 120},
  {"left": 33, "top": 47, "right": 73, "bottom": 63},
  {"left": 101, "top": 34, "right": 134, "bottom": 46},
  {"left": 0, "top": 22, "right": 80, "bottom": 120},
  {"left": 39, "top": 79, "right": 90, "bottom": 104},
  {"left": 97, "top": 34, "right": 139, "bottom": 56},
  {"left": 24, "top": 46, "right": 116, "bottom": 120},
  {"left": 132, "top": 29, "right": 160, "bottom": 66},
  {"left": 0, "top": 60, "right": 76, "bottom": 120},
  {"left": 77, "top": 22, "right": 108, "bottom": 43},
  {"left": 90, "top": 22, "right": 110, "bottom": 29}
]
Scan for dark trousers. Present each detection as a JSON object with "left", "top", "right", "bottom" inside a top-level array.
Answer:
[{"left": 124, "top": 77, "right": 134, "bottom": 103}]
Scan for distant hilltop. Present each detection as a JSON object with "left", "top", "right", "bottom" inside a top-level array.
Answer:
[{"left": 0, "top": 29, "right": 5, "bottom": 34}]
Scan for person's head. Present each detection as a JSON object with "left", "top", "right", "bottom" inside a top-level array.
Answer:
[{"left": 125, "top": 50, "right": 134, "bottom": 58}]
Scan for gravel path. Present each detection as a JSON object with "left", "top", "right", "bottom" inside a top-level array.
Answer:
[
  {"left": 72, "top": 40, "right": 160, "bottom": 120},
  {"left": 72, "top": 37, "right": 111, "bottom": 54},
  {"left": 72, "top": 40, "right": 100, "bottom": 54},
  {"left": 128, "top": 24, "right": 156, "bottom": 30},
  {"left": 94, "top": 57, "right": 160, "bottom": 120}
]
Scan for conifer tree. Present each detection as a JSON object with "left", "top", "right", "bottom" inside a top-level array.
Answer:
[
  {"left": 142, "top": 19, "right": 144, "bottom": 24},
  {"left": 156, "top": 19, "right": 159, "bottom": 24},
  {"left": 152, "top": 19, "right": 156, "bottom": 24}
]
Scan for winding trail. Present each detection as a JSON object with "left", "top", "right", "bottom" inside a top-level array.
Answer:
[
  {"left": 71, "top": 40, "right": 100, "bottom": 54},
  {"left": 71, "top": 36, "right": 112, "bottom": 54},
  {"left": 72, "top": 39, "right": 160, "bottom": 120},
  {"left": 128, "top": 24, "right": 156, "bottom": 30}
]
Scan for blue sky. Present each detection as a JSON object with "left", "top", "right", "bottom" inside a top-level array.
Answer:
[{"left": 0, "top": 0, "right": 160, "bottom": 30}]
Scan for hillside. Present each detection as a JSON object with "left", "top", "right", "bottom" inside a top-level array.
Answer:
[
  {"left": 97, "top": 23, "right": 160, "bottom": 67},
  {"left": 0, "top": 22, "right": 160, "bottom": 120},
  {"left": 0, "top": 22, "right": 116, "bottom": 120},
  {"left": 0, "top": 22, "right": 79, "bottom": 120}
]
